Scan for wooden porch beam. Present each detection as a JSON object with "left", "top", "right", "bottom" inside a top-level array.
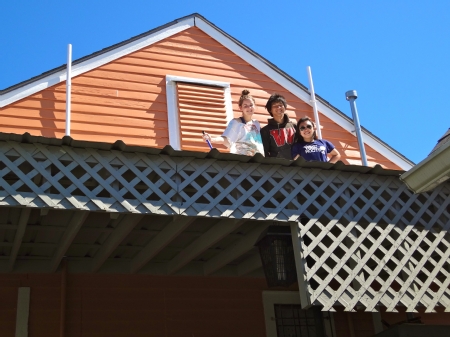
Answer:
[
  {"left": 8, "top": 208, "right": 31, "bottom": 272},
  {"left": 50, "top": 211, "right": 89, "bottom": 273},
  {"left": 130, "top": 216, "right": 195, "bottom": 273},
  {"left": 237, "top": 253, "right": 262, "bottom": 276},
  {"left": 167, "top": 218, "right": 245, "bottom": 275},
  {"left": 91, "top": 214, "right": 144, "bottom": 273},
  {"left": 203, "top": 224, "right": 267, "bottom": 275}
]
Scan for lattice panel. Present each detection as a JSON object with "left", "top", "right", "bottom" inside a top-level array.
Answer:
[
  {"left": 0, "top": 141, "right": 179, "bottom": 214},
  {"left": 291, "top": 181, "right": 450, "bottom": 313},
  {"left": 0, "top": 139, "right": 450, "bottom": 312}
]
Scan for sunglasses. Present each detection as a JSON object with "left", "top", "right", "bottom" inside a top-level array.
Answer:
[{"left": 299, "top": 125, "right": 313, "bottom": 131}]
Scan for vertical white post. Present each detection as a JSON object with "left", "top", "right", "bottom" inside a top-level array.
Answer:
[
  {"left": 290, "top": 221, "right": 312, "bottom": 309},
  {"left": 65, "top": 44, "right": 72, "bottom": 137},
  {"left": 15, "top": 287, "right": 30, "bottom": 337},
  {"left": 165, "top": 77, "right": 181, "bottom": 150},
  {"left": 306, "top": 66, "right": 322, "bottom": 139}
]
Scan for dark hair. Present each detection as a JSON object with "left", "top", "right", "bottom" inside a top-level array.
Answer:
[
  {"left": 238, "top": 89, "right": 255, "bottom": 107},
  {"left": 297, "top": 116, "right": 318, "bottom": 142},
  {"left": 265, "top": 93, "right": 287, "bottom": 116}
]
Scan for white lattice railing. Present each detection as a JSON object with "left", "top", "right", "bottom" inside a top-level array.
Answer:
[
  {"left": 291, "top": 179, "right": 450, "bottom": 313},
  {"left": 0, "top": 137, "right": 449, "bottom": 312}
]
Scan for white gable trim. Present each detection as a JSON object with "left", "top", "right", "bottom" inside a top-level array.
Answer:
[
  {"left": 165, "top": 75, "right": 233, "bottom": 151},
  {"left": 0, "top": 18, "right": 195, "bottom": 108},
  {"left": 195, "top": 17, "right": 412, "bottom": 170}
]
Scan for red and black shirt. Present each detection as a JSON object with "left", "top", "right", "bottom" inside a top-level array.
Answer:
[{"left": 260, "top": 114, "right": 297, "bottom": 159}]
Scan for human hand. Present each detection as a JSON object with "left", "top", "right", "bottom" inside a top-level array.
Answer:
[{"left": 202, "top": 132, "right": 211, "bottom": 142}]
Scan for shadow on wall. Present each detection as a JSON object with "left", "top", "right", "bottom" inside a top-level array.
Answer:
[
  {"left": 146, "top": 77, "right": 170, "bottom": 148},
  {"left": 38, "top": 89, "right": 59, "bottom": 139}
]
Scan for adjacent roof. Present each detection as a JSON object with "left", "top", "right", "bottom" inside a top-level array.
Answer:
[
  {"left": 430, "top": 128, "right": 450, "bottom": 155},
  {"left": 401, "top": 128, "right": 450, "bottom": 193},
  {"left": 0, "top": 13, "right": 414, "bottom": 170}
]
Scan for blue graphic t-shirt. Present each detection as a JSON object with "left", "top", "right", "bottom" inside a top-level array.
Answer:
[{"left": 291, "top": 139, "right": 335, "bottom": 162}]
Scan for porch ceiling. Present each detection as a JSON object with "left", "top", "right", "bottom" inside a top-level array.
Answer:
[{"left": 0, "top": 207, "right": 269, "bottom": 275}]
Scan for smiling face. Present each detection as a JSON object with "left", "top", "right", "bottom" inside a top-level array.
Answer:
[
  {"left": 270, "top": 101, "right": 286, "bottom": 123},
  {"left": 240, "top": 98, "right": 255, "bottom": 119},
  {"left": 299, "top": 120, "right": 315, "bottom": 142}
]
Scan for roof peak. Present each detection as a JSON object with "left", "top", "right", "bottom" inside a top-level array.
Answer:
[{"left": 0, "top": 13, "right": 415, "bottom": 170}]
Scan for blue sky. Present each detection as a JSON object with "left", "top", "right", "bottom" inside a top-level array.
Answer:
[{"left": 1, "top": 1, "right": 449, "bottom": 165}]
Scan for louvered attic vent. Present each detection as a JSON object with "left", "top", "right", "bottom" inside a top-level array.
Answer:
[{"left": 176, "top": 82, "right": 228, "bottom": 152}]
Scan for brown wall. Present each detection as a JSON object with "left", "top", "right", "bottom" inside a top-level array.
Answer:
[
  {"left": 0, "top": 27, "right": 401, "bottom": 169},
  {"left": 1, "top": 274, "right": 449, "bottom": 337},
  {"left": 334, "top": 308, "right": 450, "bottom": 337},
  {"left": 382, "top": 308, "right": 450, "bottom": 328},
  {"left": 0, "top": 274, "right": 267, "bottom": 337},
  {"left": 333, "top": 311, "right": 376, "bottom": 337}
]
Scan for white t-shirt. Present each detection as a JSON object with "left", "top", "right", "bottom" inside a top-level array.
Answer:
[{"left": 222, "top": 118, "right": 265, "bottom": 156}]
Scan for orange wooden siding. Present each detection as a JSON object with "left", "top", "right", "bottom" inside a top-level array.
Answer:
[{"left": 0, "top": 27, "right": 400, "bottom": 169}]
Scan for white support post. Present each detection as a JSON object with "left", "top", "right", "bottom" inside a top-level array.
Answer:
[
  {"left": 290, "top": 221, "right": 312, "bottom": 309},
  {"left": 65, "top": 44, "right": 72, "bottom": 137},
  {"left": 15, "top": 287, "right": 30, "bottom": 337},
  {"left": 307, "top": 66, "right": 322, "bottom": 139}
]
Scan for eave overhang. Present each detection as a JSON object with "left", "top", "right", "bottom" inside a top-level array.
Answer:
[{"left": 400, "top": 136, "right": 450, "bottom": 193}]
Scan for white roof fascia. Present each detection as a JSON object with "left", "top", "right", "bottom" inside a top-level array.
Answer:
[
  {"left": 400, "top": 140, "right": 450, "bottom": 193},
  {"left": 195, "top": 17, "right": 413, "bottom": 170},
  {"left": 0, "top": 18, "right": 195, "bottom": 108}
]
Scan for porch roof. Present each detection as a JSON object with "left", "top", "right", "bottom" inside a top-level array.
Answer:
[
  {"left": 0, "top": 131, "right": 448, "bottom": 313},
  {"left": 0, "top": 130, "right": 400, "bottom": 275}
]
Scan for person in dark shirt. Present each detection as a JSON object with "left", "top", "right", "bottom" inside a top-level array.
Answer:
[
  {"left": 292, "top": 116, "right": 341, "bottom": 163},
  {"left": 260, "top": 93, "right": 297, "bottom": 159}
]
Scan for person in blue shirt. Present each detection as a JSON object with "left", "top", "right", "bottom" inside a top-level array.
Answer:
[{"left": 292, "top": 116, "right": 341, "bottom": 163}]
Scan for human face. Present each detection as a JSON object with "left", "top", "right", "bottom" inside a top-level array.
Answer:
[
  {"left": 240, "top": 99, "right": 255, "bottom": 119},
  {"left": 299, "top": 120, "right": 315, "bottom": 141},
  {"left": 270, "top": 101, "right": 286, "bottom": 122}
]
